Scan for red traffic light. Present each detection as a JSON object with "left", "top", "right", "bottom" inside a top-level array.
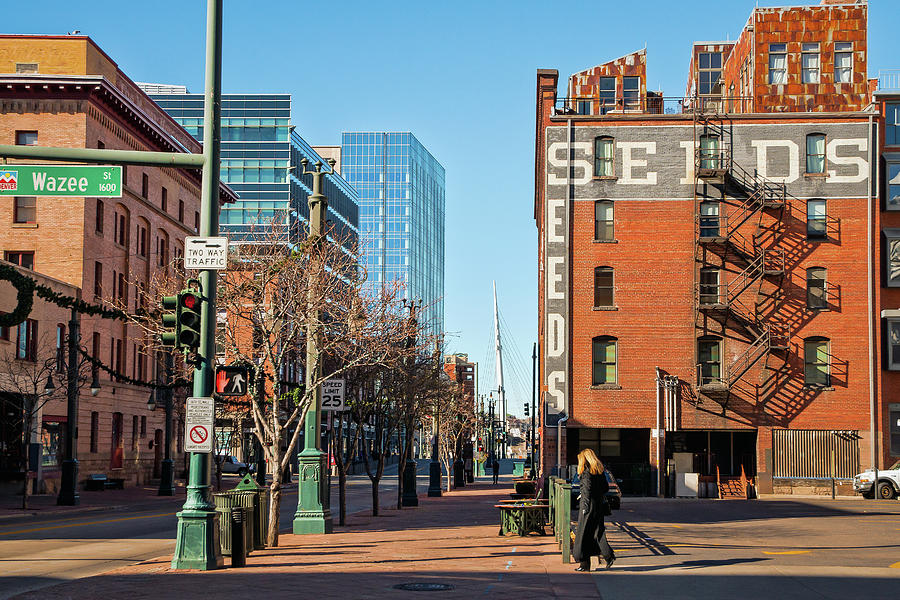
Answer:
[{"left": 181, "top": 293, "right": 200, "bottom": 310}]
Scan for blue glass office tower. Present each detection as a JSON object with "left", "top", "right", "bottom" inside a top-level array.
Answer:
[
  {"left": 145, "top": 90, "right": 358, "bottom": 244},
  {"left": 340, "top": 132, "right": 445, "bottom": 335}
]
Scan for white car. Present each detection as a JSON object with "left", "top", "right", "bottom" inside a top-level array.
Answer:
[
  {"left": 216, "top": 454, "right": 254, "bottom": 476},
  {"left": 853, "top": 460, "right": 900, "bottom": 499}
]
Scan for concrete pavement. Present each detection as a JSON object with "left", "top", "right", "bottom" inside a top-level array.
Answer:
[
  {"left": 0, "top": 461, "right": 420, "bottom": 599},
  {"left": 7, "top": 470, "right": 900, "bottom": 599}
]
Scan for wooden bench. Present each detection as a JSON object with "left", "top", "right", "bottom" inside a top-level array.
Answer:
[{"left": 496, "top": 503, "right": 549, "bottom": 537}]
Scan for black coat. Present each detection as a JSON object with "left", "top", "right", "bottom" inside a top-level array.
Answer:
[{"left": 572, "top": 472, "right": 608, "bottom": 562}]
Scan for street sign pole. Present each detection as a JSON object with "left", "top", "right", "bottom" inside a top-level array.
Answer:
[{"left": 171, "top": 0, "right": 224, "bottom": 571}]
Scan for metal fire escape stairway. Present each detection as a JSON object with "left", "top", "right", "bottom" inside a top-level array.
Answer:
[{"left": 692, "top": 100, "right": 789, "bottom": 396}]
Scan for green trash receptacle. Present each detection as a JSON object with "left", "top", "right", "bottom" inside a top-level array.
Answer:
[
  {"left": 513, "top": 461, "right": 525, "bottom": 477},
  {"left": 213, "top": 492, "right": 253, "bottom": 557},
  {"left": 234, "top": 474, "right": 269, "bottom": 550}
]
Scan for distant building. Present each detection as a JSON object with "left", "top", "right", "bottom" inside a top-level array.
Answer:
[
  {"left": 144, "top": 88, "right": 359, "bottom": 246},
  {"left": 340, "top": 132, "right": 445, "bottom": 335},
  {"left": 444, "top": 353, "right": 476, "bottom": 406}
]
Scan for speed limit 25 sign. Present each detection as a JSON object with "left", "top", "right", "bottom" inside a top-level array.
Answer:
[{"left": 321, "top": 379, "right": 346, "bottom": 411}]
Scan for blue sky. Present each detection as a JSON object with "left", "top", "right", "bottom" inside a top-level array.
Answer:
[{"left": 9, "top": 0, "right": 896, "bottom": 417}]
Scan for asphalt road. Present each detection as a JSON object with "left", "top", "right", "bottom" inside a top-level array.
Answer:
[
  {"left": 592, "top": 496, "right": 900, "bottom": 599},
  {"left": 0, "top": 463, "right": 425, "bottom": 600}
]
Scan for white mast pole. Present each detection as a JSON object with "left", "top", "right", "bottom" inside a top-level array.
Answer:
[{"left": 493, "top": 281, "right": 506, "bottom": 458}]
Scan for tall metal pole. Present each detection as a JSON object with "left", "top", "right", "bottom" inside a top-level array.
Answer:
[
  {"left": 293, "top": 159, "right": 335, "bottom": 534},
  {"left": 530, "top": 342, "right": 537, "bottom": 478},
  {"left": 492, "top": 282, "right": 506, "bottom": 459},
  {"left": 172, "top": 0, "right": 224, "bottom": 570},
  {"left": 158, "top": 353, "right": 174, "bottom": 496},
  {"left": 57, "top": 307, "right": 80, "bottom": 506}
]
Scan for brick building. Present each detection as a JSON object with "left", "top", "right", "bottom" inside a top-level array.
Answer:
[
  {"left": 443, "top": 353, "right": 476, "bottom": 405},
  {"left": 0, "top": 35, "right": 236, "bottom": 490},
  {"left": 536, "top": 0, "right": 883, "bottom": 497},
  {"left": 872, "top": 72, "right": 900, "bottom": 472}
]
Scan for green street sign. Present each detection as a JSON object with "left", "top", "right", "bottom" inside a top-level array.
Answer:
[{"left": 0, "top": 165, "right": 122, "bottom": 197}]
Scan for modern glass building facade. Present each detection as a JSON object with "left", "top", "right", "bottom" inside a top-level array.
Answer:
[
  {"left": 340, "top": 132, "right": 445, "bottom": 335},
  {"left": 146, "top": 91, "right": 358, "bottom": 244}
]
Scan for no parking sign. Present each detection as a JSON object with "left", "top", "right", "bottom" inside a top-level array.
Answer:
[{"left": 185, "top": 397, "right": 214, "bottom": 453}]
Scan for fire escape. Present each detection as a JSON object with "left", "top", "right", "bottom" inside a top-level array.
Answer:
[{"left": 692, "top": 99, "right": 789, "bottom": 397}]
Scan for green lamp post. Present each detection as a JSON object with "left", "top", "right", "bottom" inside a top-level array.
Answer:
[{"left": 292, "top": 158, "right": 335, "bottom": 535}]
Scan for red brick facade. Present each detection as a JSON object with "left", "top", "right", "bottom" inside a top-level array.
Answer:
[
  {"left": 0, "top": 35, "right": 235, "bottom": 489},
  {"left": 536, "top": 1, "right": 884, "bottom": 496}
]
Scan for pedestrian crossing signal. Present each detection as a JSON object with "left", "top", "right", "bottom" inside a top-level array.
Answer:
[{"left": 215, "top": 365, "right": 250, "bottom": 397}]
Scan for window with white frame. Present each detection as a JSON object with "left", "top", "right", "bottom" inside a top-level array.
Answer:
[
  {"left": 801, "top": 43, "right": 820, "bottom": 83},
  {"left": 594, "top": 137, "right": 615, "bottom": 177},
  {"left": 834, "top": 42, "right": 853, "bottom": 83},
  {"left": 769, "top": 44, "right": 787, "bottom": 84},
  {"left": 598, "top": 77, "right": 615, "bottom": 114},
  {"left": 806, "top": 133, "right": 826, "bottom": 174}
]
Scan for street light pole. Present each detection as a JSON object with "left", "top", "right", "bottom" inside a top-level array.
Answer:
[
  {"left": 427, "top": 401, "right": 442, "bottom": 497},
  {"left": 530, "top": 342, "right": 537, "bottom": 479},
  {"left": 171, "top": 0, "right": 224, "bottom": 570},
  {"left": 292, "top": 158, "right": 336, "bottom": 535},
  {"left": 57, "top": 307, "right": 80, "bottom": 506},
  {"left": 158, "top": 353, "right": 175, "bottom": 496}
]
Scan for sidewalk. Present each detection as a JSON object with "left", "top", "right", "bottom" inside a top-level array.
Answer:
[
  {"left": 0, "top": 482, "right": 190, "bottom": 521},
  {"left": 11, "top": 477, "right": 590, "bottom": 599}
]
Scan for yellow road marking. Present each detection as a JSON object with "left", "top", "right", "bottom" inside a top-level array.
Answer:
[
  {"left": 762, "top": 550, "right": 811, "bottom": 555},
  {"left": 890, "top": 562, "right": 900, "bottom": 569},
  {"left": 0, "top": 512, "right": 176, "bottom": 536}
]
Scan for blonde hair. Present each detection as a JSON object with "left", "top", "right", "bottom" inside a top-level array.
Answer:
[{"left": 577, "top": 448, "right": 605, "bottom": 476}]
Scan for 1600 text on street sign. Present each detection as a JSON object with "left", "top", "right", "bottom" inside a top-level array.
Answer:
[{"left": 0, "top": 165, "right": 122, "bottom": 197}]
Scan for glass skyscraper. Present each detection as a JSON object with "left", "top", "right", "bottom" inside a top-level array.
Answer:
[
  {"left": 340, "top": 132, "right": 445, "bottom": 335},
  {"left": 144, "top": 89, "right": 358, "bottom": 245}
]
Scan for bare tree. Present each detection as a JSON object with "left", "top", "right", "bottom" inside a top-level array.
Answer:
[{"left": 0, "top": 339, "right": 68, "bottom": 509}]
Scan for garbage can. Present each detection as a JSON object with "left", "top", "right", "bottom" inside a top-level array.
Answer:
[
  {"left": 234, "top": 474, "right": 269, "bottom": 550},
  {"left": 213, "top": 492, "right": 253, "bottom": 557},
  {"left": 513, "top": 461, "right": 525, "bottom": 477}
]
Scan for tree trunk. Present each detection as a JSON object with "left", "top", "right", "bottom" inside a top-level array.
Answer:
[{"left": 266, "top": 445, "right": 284, "bottom": 547}]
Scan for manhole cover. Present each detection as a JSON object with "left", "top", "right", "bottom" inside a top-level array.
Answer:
[{"left": 393, "top": 583, "right": 455, "bottom": 592}]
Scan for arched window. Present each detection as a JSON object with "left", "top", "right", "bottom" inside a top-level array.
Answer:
[
  {"left": 594, "top": 200, "right": 613, "bottom": 241},
  {"left": 592, "top": 336, "right": 617, "bottom": 385},
  {"left": 804, "top": 336, "right": 830, "bottom": 386},
  {"left": 595, "top": 137, "right": 615, "bottom": 177},
  {"left": 807, "top": 199, "right": 826, "bottom": 238},
  {"left": 697, "top": 335, "right": 723, "bottom": 386},
  {"left": 806, "top": 267, "right": 827, "bottom": 309},
  {"left": 113, "top": 204, "right": 130, "bottom": 248},
  {"left": 806, "top": 133, "right": 826, "bottom": 174},
  {"left": 594, "top": 267, "right": 614, "bottom": 307}
]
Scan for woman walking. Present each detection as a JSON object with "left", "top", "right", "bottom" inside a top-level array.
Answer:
[{"left": 572, "top": 448, "right": 616, "bottom": 572}]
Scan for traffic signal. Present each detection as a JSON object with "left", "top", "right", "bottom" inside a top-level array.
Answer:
[
  {"left": 177, "top": 290, "right": 203, "bottom": 351},
  {"left": 160, "top": 294, "right": 179, "bottom": 347},
  {"left": 524, "top": 403, "right": 529, "bottom": 416}
]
